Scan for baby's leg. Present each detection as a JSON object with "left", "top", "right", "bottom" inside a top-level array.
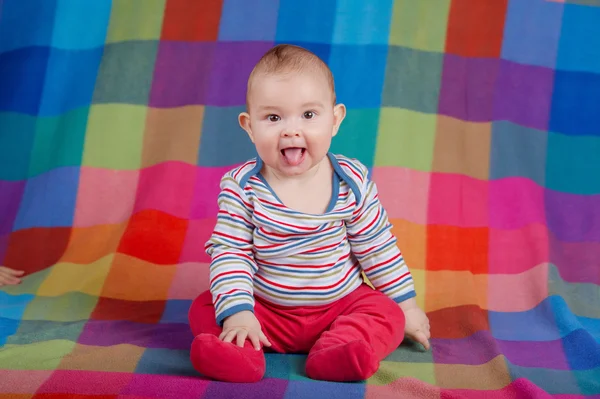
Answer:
[
  {"left": 305, "top": 285, "right": 406, "bottom": 382},
  {"left": 188, "top": 291, "right": 266, "bottom": 383}
]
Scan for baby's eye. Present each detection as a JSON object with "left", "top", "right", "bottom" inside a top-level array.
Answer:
[
  {"left": 268, "top": 114, "right": 280, "bottom": 122},
  {"left": 303, "top": 111, "right": 315, "bottom": 119}
]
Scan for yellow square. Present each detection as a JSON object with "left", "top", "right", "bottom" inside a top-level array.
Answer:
[
  {"left": 37, "top": 255, "right": 113, "bottom": 297},
  {"left": 370, "top": 361, "right": 436, "bottom": 386}
]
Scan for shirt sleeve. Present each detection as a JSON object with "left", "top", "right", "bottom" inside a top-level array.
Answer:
[
  {"left": 345, "top": 169, "right": 416, "bottom": 304},
  {"left": 204, "top": 174, "right": 258, "bottom": 326}
]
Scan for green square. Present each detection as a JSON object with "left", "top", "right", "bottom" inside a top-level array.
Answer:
[
  {"left": 22, "top": 292, "right": 99, "bottom": 322},
  {"left": 82, "top": 104, "right": 147, "bottom": 169},
  {"left": 0, "top": 112, "right": 36, "bottom": 180},
  {"left": 369, "top": 361, "right": 436, "bottom": 385},
  {"left": 382, "top": 46, "right": 444, "bottom": 114},
  {"left": 385, "top": 341, "right": 434, "bottom": 363},
  {"left": 0, "top": 268, "right": 53, "bottom": 296},
  {"left": 105, "top": 0, "right": 166, "bottom": 43},
  {"left": 331, "top": 108, "right": 380, "bottom": 167},
  {"left": 0, "top": 339, "right": 76, "bottom": 370},
  {"left": 28, "top": 108, "right": 89, "bottom": 177},
  {"left": 389, "top": 0, "right": 451, "bottom": 53},
  {"left": 374, "top": 108, "right": 436, "bottom": 171},
  {"left": 6, "top": 320, "right": 86, "bottom": 345}
]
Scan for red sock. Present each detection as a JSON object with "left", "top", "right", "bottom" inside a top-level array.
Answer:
[
  {"left": 305, "top": 339, "right": 379, "bottom": 382},
  {"left": 190, "top": 334, "right": 266, "bottom": 383}
]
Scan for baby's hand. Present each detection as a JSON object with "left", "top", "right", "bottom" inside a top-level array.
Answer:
[
  {"left": 0, "top": 267, "right": 24, "bottom": 287},
  {"left": 220, "top": 310, "right": 272, "bottom": 350},
  {"left": 399, "top": 299, "right": 431, "bottom": 350}
]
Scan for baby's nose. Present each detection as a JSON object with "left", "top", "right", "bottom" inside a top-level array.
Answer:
[{"left": 282, "top": 129, "right": 300, "bottom": 137}]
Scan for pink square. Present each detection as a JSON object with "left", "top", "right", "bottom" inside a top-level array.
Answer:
[
  {"left": 427, "top": 173, "right": 489, "bottom": 227},
  {"left": 190, "top": 166, "right": 231, "bottom": 219},
  {"left": 0, "top": 370, "right": 52, "bottom": 393},
  {"left": 37, "top": 370, "right": 133, "bottom": 395},
  {"left": 371, "top": 167, "right": 430, "bottom": 225},
  {"left": 134, "top": 161, "right": 197, "bottom": 219},
  {"left": 168, "top": 262, "right": 211, "bottom": 299},
  {"left": 74, "top": 167, "right": 139, "bottom": 227},
  {"left": 180, "top": 218, "right": 216, "bottom": 263},
  {"left": 489, "top": 223, "right": 549, "bottom": 274},
  {"left": 488, "top": 263, "right": 549, "bottom": 312},
  {"left": 120, "top": 374, "right": 209, "bottom": 399},
  {"left": 489, "top": 177, "right": 545, "bottom": 229}
]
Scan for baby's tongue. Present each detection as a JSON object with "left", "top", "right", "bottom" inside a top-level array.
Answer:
[{"left": 282, "top": 148, "right": 304, "bottom": 166}]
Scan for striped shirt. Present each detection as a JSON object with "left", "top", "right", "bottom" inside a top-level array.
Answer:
[{"left": 205, "top": 153, "right": 416, "bottom": 325}]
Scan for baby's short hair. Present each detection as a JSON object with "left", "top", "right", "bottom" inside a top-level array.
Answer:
[{"left": 247, "top": 44, "right": 336, "bottom": 105}]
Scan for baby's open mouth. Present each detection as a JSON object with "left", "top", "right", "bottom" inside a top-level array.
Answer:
[{"left": 281, "top": 147, "right": 306, "bottom": 166}]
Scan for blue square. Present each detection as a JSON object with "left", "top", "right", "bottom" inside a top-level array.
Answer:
[
  {"left": 160, "top": 300, "right": 192, "bottom": 324},
  {"left": 489, "top": 297, "right": 562, "bottom": 341},
  {"left": 501, "top": 0, "right": 564, "bottom": 69},
  {"left": 546, "top": 132, "right": 600, "bottom": 195},
  {"left": 219, "top": 0, "right": 279, "bottom": 41},
  {"left": 549, "top": 70, "right": 600, "bottom": 137},
  {"left": 0, "top": 292, "right": 34, "bottom": 320},
  {"left": 0, "top": 113, "right": 37, "bottom": 181},
  {"left": 557, "top": 4, "right": 600, "bottom": 74},
  {"left": 38, "top": 47, "right": 103, "bottom": 116},
  {"left": 0, "top": 317, "right": 20, "bottom": 347},
  {"left": 329, "top": 44, "right": 388, "bottom": 108},
  {"left": 198, "top": 106, "right": 257, "bottom": 167},
  {"left": 284, "top": 380, "right": 365, "bottom": 399},
  {"left": 273, "top": 41, "right": 331, "bottom": 66},
  {"left": 275, "top": 0, "right": 337, "bottom": 44},
  {"left": 490, "top": 121, "right": 547, "bottom": 186},
  {"left": 51, "top": 0, "right": 111, "bottom": 50},
  {"left": 0, "top": 0, "right": 57, "bottom": 53},
  {"left": 135, "top": 348, "right": 196, "bottom": 376},
  {"left": 332, "top": 0, "right": 394, "bottom": 44},
  {"left": 13, "top": 166, "right": 80, "bottom": 230},
  {"left": 0, "top": 47, "right": 50, "bottom": 114}
]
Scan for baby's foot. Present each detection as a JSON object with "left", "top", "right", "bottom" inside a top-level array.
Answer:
[
  {"left": 305, "top": 339, "right": 378, "bottom": 382},
  {"left": 190, "top": 333, "right": 265, "bottom": 383}
]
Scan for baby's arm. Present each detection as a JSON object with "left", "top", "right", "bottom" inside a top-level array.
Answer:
[
  {"left": 0, "top": 266, "right": 24, "bottom": 286},
  {"left": 205, "top": 174, "right": 270, "bottom": 349}
]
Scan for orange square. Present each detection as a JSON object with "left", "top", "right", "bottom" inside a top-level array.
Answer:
[
  {"left": 161, "top": 0, "right": 223, "bottom": 41},
  {"left": 142, "top": 106, "right": 204, "bottom": 167},
  {"left": 61, "top": 223, "right": 126, "bottom": 264},
  {"left": 57, "top": 343, "right": 145, "bottom": 373},
  {"left": 389, "top": 219, "right": 426, "bottom": 270},
  {"left": 100, "top": 253, "right": 177, "bottom": 301},
  {"left": 425, "top": 270, "right": 487, "bottom": 313},
  {"left": 426, "top": 225, "right": 489, "bottom": 274},
  {"left": 445, "top": 0, "right": 509, "bottom": 58},
  {"left": 434, "top": 356, "right": 511, "bottom": 389}
]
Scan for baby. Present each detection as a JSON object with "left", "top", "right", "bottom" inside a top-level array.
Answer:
[
  {"left": 188, "top": 44, "right": 430, "bottom": 383},
  {"left": 0, "top": 267, "right": 24, "bottom": 287}
]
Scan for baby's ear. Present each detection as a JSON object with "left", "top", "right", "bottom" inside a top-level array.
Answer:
[
  {"left": 238, "top": 112, "right": 255, "bottom": 143},
  {"left": 332, "top": 103, "right": 346, "bottom": 136}
]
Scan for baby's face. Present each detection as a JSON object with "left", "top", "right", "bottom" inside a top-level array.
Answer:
[{"left": 239, "top": 71, "right": 345, "bottom": 178}]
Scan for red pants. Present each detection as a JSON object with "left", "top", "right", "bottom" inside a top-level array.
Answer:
[{"left": 188, "top": 284, "right": 406, "bottom": 383}]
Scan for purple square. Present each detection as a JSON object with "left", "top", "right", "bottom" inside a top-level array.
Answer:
[
  {"left": 206, "top": 41, "right": 274, "bottom": 106},
  {"left": 493, "top": 60, "right": 554, "bottom": 131},
  {"left": 149, "top": 41, "right": 215, "bottom": 107},
  {"left": 120, "top": 374, "right": 209, "bottom": 398},
  {"left": 432, "top": 330, "right": 501, "bottom": 366},
  {"left": 78, "top": 320, "right": 193, "bottom": 350},
  {"left": 549, "top": 237, "right": 600, "bottom": 286},
  {"left": 0, "top": 180, "right": 25, "bottom": 234},
  {"left": 497, "top": 337, "right": 570, "bottom": 370},
  {"left": 438, "top": 54, "right": 500, "bottom": 122},
  {"left": 203, "top": 378, "right": 288, "bottom": 399},
  {"left": 545, "top": 189, "right": 600, "bottom": 243}
]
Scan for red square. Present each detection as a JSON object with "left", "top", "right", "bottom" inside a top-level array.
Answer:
[
  {"left": 4, "top": 227, "right": 71, "bottom": 275},
  {"left": 445, "top": 0, "right": 509, "bottom": 58},
  {"left": 91, "top": 297, "right": 166, "bottom": 324},
  {"left": 161, "top": 0, "right": 224, "bottom": 41},
  {"left": 118, "top": 210, "right": 188, "bottom": 265},
  {"left": 428, "top": 305, "right": 489, "bottom": 340},
  {"left": 426, "top": 225, "right": 489, "bottom": 274}
]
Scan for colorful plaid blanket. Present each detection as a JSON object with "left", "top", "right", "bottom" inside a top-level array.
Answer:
[{"left": 1, "top": 0, "right": 599, "bottom": 398}]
